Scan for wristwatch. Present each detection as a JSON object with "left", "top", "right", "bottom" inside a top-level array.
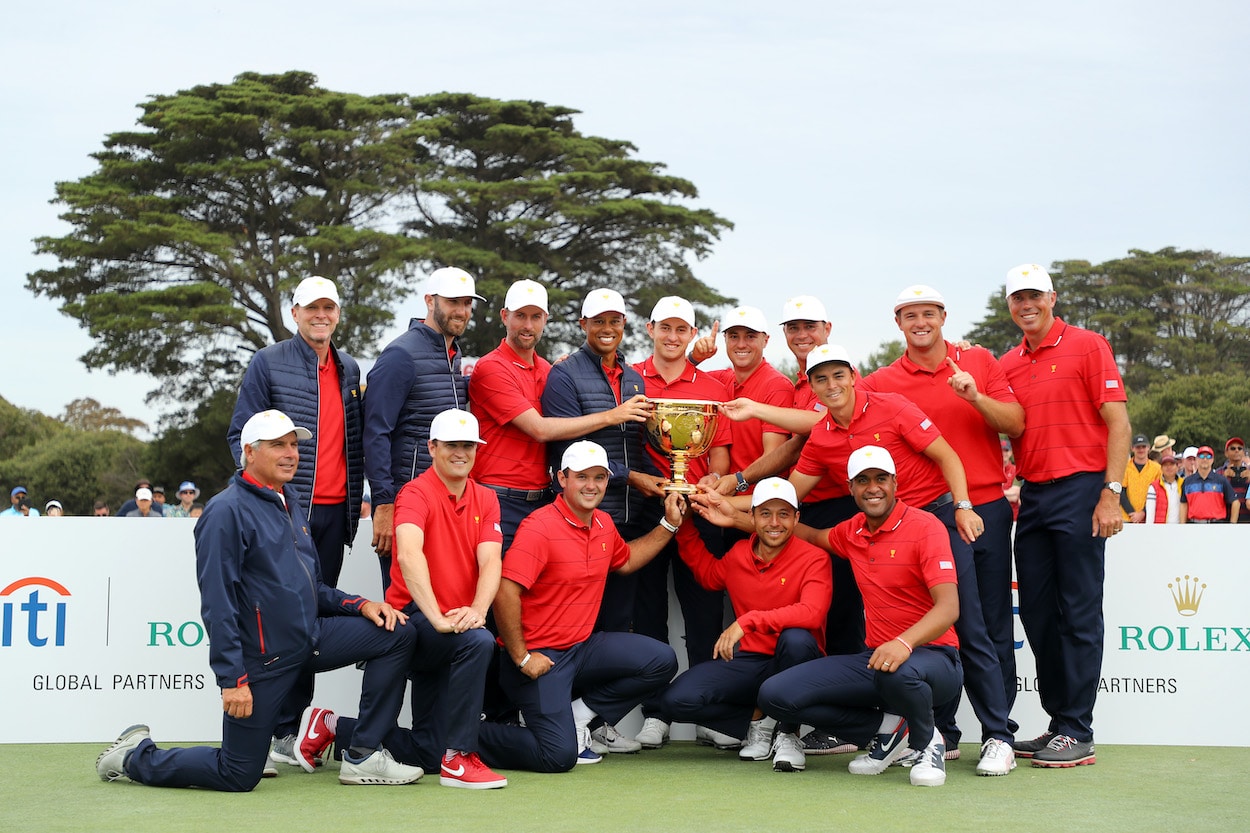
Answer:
[
  {"left": 1104, "top": 481, "right": 1123, "bottom": 495},
  {"left": 734, "top": 472, "right": 750, "bottom": 493},
  {"left": 955, "top": 500, "right": 974, "bottom": 511}
]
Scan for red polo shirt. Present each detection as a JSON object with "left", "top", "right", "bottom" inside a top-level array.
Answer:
[
  {"left": 468, "top": 339, "right": 553, "bottom": 489},
  {"left": 675, "top": 522, "right": 831, "bottom": 654},
  {"left": 313, "top": 354, "right": 347, "bottom": 503},
  {"left": 794, "top": 390, "right": 948, "bottom": 506},
  {"left": 386, "top": 468, "right": 503, "bottom": 612},
  {"left": 503, "top": 495, "right": 631, "bottom": 651},
  {"left": 999, "top": 319, "right": 1126, "bottom": 482},
  {"left": 826, "top": 500, "right": 959, "bottom": 649},
  {"left": 861, "top": 343, "right": 1017, "bottom": 505},
  {"left": 711, "top": 362, "right": 795, "bottom": 487},
  {"left": 634, "top": 356, "right": 732, "bottom": 482}
]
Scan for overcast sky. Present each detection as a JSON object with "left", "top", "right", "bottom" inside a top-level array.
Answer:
[{"left": 3, "top": 1, "right": 1247, "bottom": 433}]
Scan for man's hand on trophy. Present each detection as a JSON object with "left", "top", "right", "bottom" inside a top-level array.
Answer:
[
  {"left": 610, "top": 394, "right": 652, "bottom": 425},
  {"left": 628, "top": 470, "right": 669, "bottom": 498},
  {"left": 662, "top": 492, "right": 687, "bottom": 529},
  {"left": 689, "top": 487, "right": 750, "bottom": 531}
]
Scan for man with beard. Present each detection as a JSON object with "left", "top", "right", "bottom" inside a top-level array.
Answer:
[
  {"left": 364, "top": 267, "right": 482, "bottom": 582},
  {"left": 469, "top": 279, "right": 650, "bottom": 550}
]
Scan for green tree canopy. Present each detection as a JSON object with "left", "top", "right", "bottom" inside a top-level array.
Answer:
[
  {"left": 0, "top": 401, "right": 146, "bottom": 515},
  {"left": 966, "top": 248, "right": 1250, "bottom": 391},
  {"left": 60, "top": 397, "right": 146, "bottom": 434},
  {"left": 859, "top": 339, "right": 905, "bottom": 375},
  {"left": 1127, "top": 372, "right": 1250, "bottom": 452},
  {"left": 401, "top": 93, "right": 734, "bottom": 357},
  {"left": 29, "top": 70, "right": 432, "bottom": 404},
  {"left": 28, "top": 72, "right": 733, "bottom": 409}
]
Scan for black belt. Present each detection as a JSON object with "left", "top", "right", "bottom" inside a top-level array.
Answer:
[
  {"left": 481, "top": 483, "right": 554, "bottom": 502},
  {"left": 1024, "top": 472, "right": 1090, "bottom": 487},
  {"left": 922, "top": 492, "right": 953, "bottom": 512}
]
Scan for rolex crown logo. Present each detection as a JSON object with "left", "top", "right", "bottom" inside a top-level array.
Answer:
[{"left": 1168, "top": 574, "right": 1205, "bottom": 617}]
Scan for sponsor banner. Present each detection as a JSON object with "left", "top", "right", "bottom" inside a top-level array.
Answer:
[
  {"left": 0, "top": 518, "right": 387, "bottom": 743},
  {"left": 1, "top": 521, "right": 1245, "bottom": 745},
  {"left": 954, "top": 524, "right": 1250, "bottom": 746}
]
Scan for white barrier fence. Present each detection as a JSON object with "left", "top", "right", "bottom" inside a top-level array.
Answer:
[{"left": 1, "top": 520, "right": 1245, "bottom": 745}]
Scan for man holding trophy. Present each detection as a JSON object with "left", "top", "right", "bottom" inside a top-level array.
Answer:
[{"left": 631, "top": 297, "right": 735, "bottom": 750}]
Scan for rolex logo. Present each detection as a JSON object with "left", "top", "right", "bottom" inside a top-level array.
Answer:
[{"left": 1168, "top": 575, "right": 1206, "bottom": 617}]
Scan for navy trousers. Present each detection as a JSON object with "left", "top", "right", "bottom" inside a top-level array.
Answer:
[
  {"left": 125, "top": 616, "right": 415, "bottom": 791},
  {"left": 930, "top": 500, "right": 1014, "bottom": 745},
  {"left": 339, "top": 609, "right": 495, "bottom": 773},
  {"left": 660, "top": 628, "right": 822, "bottom": 738},
  {"left": 477, "top": 632, "right": 677, "bottom": 773},
  {"left": 759, "top": 646, "right": 962, "bottom": 751},
  {"left": 1014, "top": 472, "right": 1106, "bottom": 742}
]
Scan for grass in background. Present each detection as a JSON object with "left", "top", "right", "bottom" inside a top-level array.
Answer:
[{"left": 2, "top": 741, "right": 1244, "bottom": 833}]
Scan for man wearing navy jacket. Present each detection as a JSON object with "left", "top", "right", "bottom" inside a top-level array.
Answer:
[{"left": 97, "top": 410, "right": 420, "bottom": 790}]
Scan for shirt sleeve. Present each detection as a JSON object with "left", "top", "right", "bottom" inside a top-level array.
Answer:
[
  {"left": 501, "top": 515, "right": 549, "bottom": 590},
  {"left": 470, "top": 356, "right": 534, "bottom": 425},
  {"left": 673, "top": 522, "right": 727, "bottom": 591}
]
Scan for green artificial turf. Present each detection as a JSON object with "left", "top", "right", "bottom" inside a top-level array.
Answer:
[{"left": 3, "top": 742, "right": 1244, "bottom": 833}]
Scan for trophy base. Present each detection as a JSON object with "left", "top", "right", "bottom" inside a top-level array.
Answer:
[{"left": 663, "top": 481, "right": 698, "bottom": 495}]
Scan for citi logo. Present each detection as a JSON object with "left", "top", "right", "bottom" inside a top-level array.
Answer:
[{"left": 1, "top": 577, "right": 70, "bottom": 647}]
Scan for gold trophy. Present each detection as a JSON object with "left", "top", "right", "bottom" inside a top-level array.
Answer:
[{"left": 643, "top": 399, "right": 720, "bottom": 494}]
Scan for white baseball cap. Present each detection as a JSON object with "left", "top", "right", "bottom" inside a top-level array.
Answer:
[
  {"left": 292, "top": 276, "right": 340, "bottom": 307},
  {"left": 751, "top": 477, "right": 799, "bottom": 509},
  {"left": 241, "top": 410, "right": 313, "bottom": 452},
  {"left": 806, "top": 343, "right": 854, "bottom": 374},
  {"left": 1182, "top": 446, "right": 1199, "bottom": 460},
  {"left": 893, "top": 284, "right": 946, "bottom": 313},
  {"left": 780, "top": 295, "right": 829, "bottom": 324},
  {"left": 429, "top": 408, "right": 486, "bottom": 444},
  {"left": 649, "top": 296, "right": 696, "bottom": 327},
  {"left": 134, "top": 488, "right": 153, "bottom": 501},
  {"left": 561, "top": 440, "right": 614, "bottom": 474},
  {"left": 504, "top": 279, "right": 549, "bottom": 313},
  {"left": 847, "top": 445, "right": 897, "bottom": 480},
  {"left": 1005, "top": 263, "right": 1054, "bottom": 297},
  {"left": 581, "top": 288, "right": 628, "bottom": 319},
  {"left": 426, "top": 267, "right": 486, "bottom": 301},
  {"left": 722, "top": 305, "right": 768, "bottom": 334}
]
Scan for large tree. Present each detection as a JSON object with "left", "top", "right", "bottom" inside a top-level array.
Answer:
[
  {"left": 400, "top": 93, "right": 734, "bottom": 357},
  {"left": 29, "top": 72, "right": 732, "bottom": 411},
  {"left": 1127, "top": 372, "right": 1250, "bottom": 452},
  {"left": 966, "top": 248, "right": 1250, "bottom": 390},
  {"left": 30, "top": 71, "right": 428, "bottom": 404}
]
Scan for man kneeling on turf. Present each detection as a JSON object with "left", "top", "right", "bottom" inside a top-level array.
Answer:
[
  {"left": 758, "top": 446, "right": 961, "bottom": 786},
  {"left": 96, "top": 410, "right": 420, "bottom": 790},
  {"left": 660, "top": 477, "right": 831, "bottom": 771},
  {"left": 476, "top": 441, "right": 683, "bottom": 771}
]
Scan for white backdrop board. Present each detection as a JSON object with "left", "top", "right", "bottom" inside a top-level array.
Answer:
[{"left": 1, "top": 520, "right": 1245, "bottom": 745}]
